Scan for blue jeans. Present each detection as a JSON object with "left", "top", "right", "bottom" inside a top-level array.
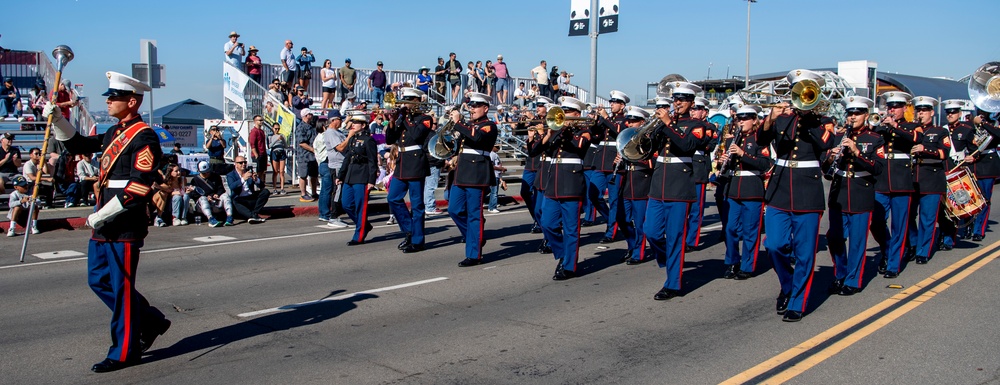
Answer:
[
  {"left": 372, "top": 87, "right": 385, "bottom": 107},
  {"left": 424, "top": 166, "right": 440, "bottom": 212},
  {"left": 318, "top": 165, "right": 334, "bottom": 220},
  {"left": 0, "top": 99, "right": 20, "bottom": 118},
  {"left": 171, "top": 194, "right": 189, "bottom": 221},
  {"left": 488, "top": 185, "right": 499, "bottom": 211}
]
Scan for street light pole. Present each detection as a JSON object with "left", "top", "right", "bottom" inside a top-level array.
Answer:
[{"left": 745, "top": 0, "right": 755, "bottom": 89}]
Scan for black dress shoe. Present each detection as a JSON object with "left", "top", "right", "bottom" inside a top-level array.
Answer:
[
  {"left": 402, "top": 243, "right": 425, "bottom": 253},
  {"left": 619, "top": 250, "right": 633, "bottom": 263},
  {"left": 347, "top": 240, "right": 364, "bottom": 246},
  {"left": 398, "top": 234, "right": 412, "bottom": 250},
  {"left": 839, "top": 286, "right": 861, "bottom": 296},
  {"left": 905, "top": 247, "right": 916, "bottom": 261},
  {"left": 599, "top": 236, "right": 614, "bottom": 244},
  {"left": 723, "top": 264, "right": 738, "bottom": 279},
  {"left": 782, "top": 310, "right": 803, "bottom": 322},
  {"left": 939, "top": 242, "right": 953, "bottom": 251},
  {"left": 776, "top": 292, "right": 790, "bottom": 315},
  {"left": 140, "top": 318, "right": 171, "bottom": 353},
  {"left": 734, "top": 270, "right": 753, "bottom": 280},
  {"left": 552, "top": 268, "right": 577, "bottom": 280},
  {"left": 364, "top": 222, "right": 373, "bottom": 236},
  {"left": 973, "top": 234, "right": 984, "bottom": 242},
  {"left": 458, "top": 258, "right": 481, "bottom": 267},
  {"left": 538, "top": 241, "right": 552, "bottom": 254},
  {"left": 653, "top": 288, "right": 679, "bottom": 301},
  {"left": 883, "top": 271, "right": 899, "bottom": 279},
  {"left": 91, "top": 358, "right": 137, "bottom": 373},
  {"left": 877, "top": 257, "right": 888, "bottom": 274},
  {"left": 915, "top": 256, "right": 929, "bottom": 264},
  {"left": 827, "top": 279, "right": 844, "bottom": 295},
  {"left": 531, "top": 224, "right": 543, "bottom": 234},
  {"left": 581, "top": 220, "right": 596, "bottom": 227}
]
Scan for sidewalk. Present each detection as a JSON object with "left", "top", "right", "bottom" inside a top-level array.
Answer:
[{"left": 11, "top": 183, "right": 527, "bottom": 232}]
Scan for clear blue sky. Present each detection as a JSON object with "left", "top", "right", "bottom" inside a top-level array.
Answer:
[{"left": 6, "top": 0, "right": 998, "bottom": 111}]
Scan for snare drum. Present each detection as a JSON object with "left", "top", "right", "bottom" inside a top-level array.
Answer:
[{"left": 942, "top": 167, "right": 986, "bottom": 222}]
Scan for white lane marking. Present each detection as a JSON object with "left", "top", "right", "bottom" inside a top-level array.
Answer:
[
  {"left": 237, "top": 277, "right": 449, "bottom": 318},
  {"left": 193, "top": 235, "right": 237, "bottom": 242},
  {"left": 703, "top": 224, "right": 723, "bottom": 231},
  {"left": 33, "top": 250, "right": 85, "bottom": 259},
  {"left": 0, "top": 257, "right": 87, "bottom": 269}
]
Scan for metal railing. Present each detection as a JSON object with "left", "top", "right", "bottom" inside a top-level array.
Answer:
[{"left": 0, "top": 50, "right": 97, "bottom": 136}]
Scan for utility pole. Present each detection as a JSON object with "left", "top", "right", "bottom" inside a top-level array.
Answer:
[{"left": 745, "top": 0, "right": 756, "bottom": 89}]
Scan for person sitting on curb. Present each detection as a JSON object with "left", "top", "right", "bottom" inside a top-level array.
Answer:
[
  {"left": 190, "top": 161, "right": 233, "bottom": 227},
  {"left": 226, "top": 155, "right": 269, "bottom": 224},
  {"left": 6, "top": 175, "right": 41, "bottom": 236}
]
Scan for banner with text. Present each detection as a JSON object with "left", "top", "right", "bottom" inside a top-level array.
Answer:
[
  {"left": 223, "top": 62, "right": 249, "bottom": 110},
  {"left": 164, "top": 124, "right": 197, "bottom": 147},
  {"left": 569, "top": 0, "right": 619, "bottom": 36}
]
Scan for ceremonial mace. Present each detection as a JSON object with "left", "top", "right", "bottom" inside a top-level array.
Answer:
[{"left": 20, "top": 45, "right": 74, "bottom": 262}]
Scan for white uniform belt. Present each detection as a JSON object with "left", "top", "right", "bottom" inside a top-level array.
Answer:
[
  {"left": 775, "top": 159, "right": 820, "bottom": 168},
  {"left": 734, "top": 170, "right": 761, "bottom": 177},
  {"left": 694, "top": 150, "right": 705, "bottom": 156},
  {"left": 402, "top": 145, "right": 422, "bottom": 152},
  {"left": 656, "top": 156, "right": 692, "bottom": 164},
  {"left": 983, "top": 149, "right": 997, "bottom": 155},
  {"left": 600, "top": 141, "right": 615, "bottom": 146},
  {"left": 885, "top": 152, "right": 910, "bottom": 159},
  {"left": 551, "top": 158, "right": 582, "bottom": 164},
  {"left": 461, "top": 148, "right": 489, "bottom": 156},
  {"left": 107, "top": 180, "right": 128, "bottom": 188},
  {"left": 835, "top": 170, "right": 872, "bottom": 177}
]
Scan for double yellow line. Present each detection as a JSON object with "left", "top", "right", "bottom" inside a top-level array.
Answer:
[{"left": 722, "top": 240, "right": 1000, "bottom": 385}]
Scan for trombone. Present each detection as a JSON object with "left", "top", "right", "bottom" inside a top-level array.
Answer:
[
  {"left": 384, "top": 92, "right": 431, "bottom": 114},
  {"left": 545, "top": 106, "right": 594, "bottom": 133}
]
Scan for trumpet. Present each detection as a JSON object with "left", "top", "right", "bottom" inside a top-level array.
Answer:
[
  {"left": 545, "top": 106, "right": 594, "bottom": 133},
  {"left": 384, "top": 92, "right": 431, "bottom": 114},
  {"left": 867, "top": 113, "right": 884, "bottom": 126}
]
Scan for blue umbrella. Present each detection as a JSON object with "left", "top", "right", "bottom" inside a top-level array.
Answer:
[{"left": 153, "top": 125, "right": 175, "bottom": 143}]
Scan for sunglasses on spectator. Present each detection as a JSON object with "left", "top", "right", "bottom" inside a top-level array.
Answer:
[{"left": 235, "top": 161, "right": 247, "bottom": 165}]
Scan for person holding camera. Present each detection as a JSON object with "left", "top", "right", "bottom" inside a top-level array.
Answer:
[
  {"left": 204, "top": 125, "right": 226, "bottom": 164},
  {"left": 224, "top": 31, "right": 245, "bottom": 70},
  {"left": 227, "top": 155, "right": 269, "bottom": 224},
  {"left": 296, "top": 47, "right": 315, "bottom": 90}
]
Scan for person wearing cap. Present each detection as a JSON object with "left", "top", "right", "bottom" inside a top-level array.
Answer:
[
  {"left": 224, "top": 31, "right": 245, "bottom": 69},
  {"left": 338, "top": 58, "right": 356, "bottom": 104},
  {"left": 494, "top": 55, "right": 510, "bottom": 104},
  {"left": 365, "top": 61, "right": 388, "bottom": 107},
  {"left": 295, "top": 47, "right": 315, "bottom": 90},
  {"left": 416, "top": 66, "right": 432, "bottom": 95},
  {"left": 323, "top": 110, "right": 349, "bottom": 227},
  {"left": 907, "top": 96, "right": 949, "bottom": 265},
  {"left": 712, "top": 97, "right": 744, "bottom": 237},
  {"left": 447, "top": 92, "right": 500, "bottom": 267},
  {"left": 643, "top": 82, "right": 708, "bottom": 298},
  {"left": 244, "top": 45, "right": 262, "bottom": 84},
  {"left": 522, "top": 96, "right": 555, "bottom": 252},
  {"left": 294, "top": 108, "right": 320, "bottom": 202},
  {"left": 339, "top": 91, "right": 358, "bottom": 117},
  {"left": 292, "top": 85, "right": 312, "bottom": 119},
  {"left": 823, "top": 97, "right": 884, "bottom": 295},
  {"left": 385, "top": 88, "right": 433, "bottom": 253},
  {"left": 869, "top": 91, "right": 920, "bottom": 278},
  {"left": 42, "top": 71, "right": 171, "bottom": 372},
  {"left": 937, "top": 99, "right": 976, "bottom": 250},
  {"left": 190, "top": 160, "right": 234, "bottom": 227},
  {"left": 684, "top": 96, "right": 717, "bottom": 250},
  {"left": 0, "top": 77, "right": 22, "bottom": 120},
  {"left": 536, "top": 96, "right": 593, "bottom": 279},
  {"left": 582, "top": 90, "right": 628, "bottom": 243},
  {"left": 0, "top": 132, "right": 22, "bottom": 194},
  {"left": 618, "top": 106, "right": 654, "bottom": 264},
  {"left": 6, "top": 175, "right": 41, "bottom": 237},
  {"left": 757, "top": 70, "right": 835, "bottom": 321},
  {"left": 338, "top": 112, "right": 378, "bottom": 245},
  {"left": 967, "top": 109, "right": 1000, "bottom": 242}
]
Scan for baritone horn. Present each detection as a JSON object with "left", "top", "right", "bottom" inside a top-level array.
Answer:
[
  {"left": 617, "top": 113, "right": 663, "bottom": 162},
  {"left": 968, "top": 61, "right": 1000, "bottom": 113},
  {"left": 790, "top": 78, "right": 825, "bottom": 111}
]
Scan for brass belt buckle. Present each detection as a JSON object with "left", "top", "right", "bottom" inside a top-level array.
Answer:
[{"left": 789, "top": 160, "right": 799, "bottom": 168}]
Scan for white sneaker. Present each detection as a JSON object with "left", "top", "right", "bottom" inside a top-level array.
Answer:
[
  {"left": 6, "top": 229, "right": 15, "bottom": 237},
  {"left": 180, "top": 219, "right": 188, "bottom": 225},
  {"left": 155, "top": 218, "right": 166, "bottom": 227},
  {"left": 172, "top": 218, "right": 182, "bottom": 226},
  {"left": 488, "top": 209, "right": 500, "bottom": 214},
  {"left": 31, "top": 227, "right": 40, "bottom": 234},
  {"left": 386, "top": 215, "right": 396, "bottom": 225},
  {"left": 327, "top": 218, "right": 348, "bottom": 228}
]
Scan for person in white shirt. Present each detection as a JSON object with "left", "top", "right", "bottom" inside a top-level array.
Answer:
[
  {"left": 6, "top": 175, "right": 40, "bottom": 236},
  {"left": 224, "top": 31, "right": 245, "bottom": 69},
  {"left": 339, "top": 92, "right": 358, "bottom": 116},
  {"left": 530, "top": 60, "right": 550, "bottom": 99},
  {"left": 513, "top": 82, "right": 528, "bottom": 108},
  {"left": 76, "top": 153, "right": 98, "bottom": 205}
]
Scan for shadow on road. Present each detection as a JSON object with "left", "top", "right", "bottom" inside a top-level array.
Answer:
[{"left": 144, "top": 290, "right": 376, "bottom": 363}]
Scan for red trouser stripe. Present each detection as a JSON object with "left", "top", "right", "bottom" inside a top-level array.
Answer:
[{"left": 120, "top": 244, "right": 133, "bottom": 362}]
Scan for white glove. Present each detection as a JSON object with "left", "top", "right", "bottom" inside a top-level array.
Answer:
[
  {"left": 87, "top": 196, "right": 126, "bottom": 230},
  {"left": 42, "top": 102, "right": 77, "bottom": 141}
]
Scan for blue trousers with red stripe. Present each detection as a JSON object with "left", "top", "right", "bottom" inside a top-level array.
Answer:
[
  {"left": 387, "top": 177, "right": 426, "bottom": 245},
  {"left": 686, "top": 184, "right": 707, "bottom": 247},
  {"left": 973, "top": 178, "right": 995, "bottom": 237},
  {"left": 644, "top": 200, "right": 690, "bottom": 291},
  {"left": 725, "top": 199, "right": 764, "bottom": 273},
  {"left": 621, "top": 198, "right": 647, "bottom": 261},
  {"left": 541, "top": 197, "right": 582, "bottom": 272},
  {"left": 765, "top": 207, "right": 820, "bottom": 314},
  {"left": 872, "top": 192, "right": 912, "bottom": 274},
  {"left": 88, "top": 240, "right": 166, "bottom": 362},
  {"left": 520, "top": 170, "right": 539, "bottom": 225},
  {"left": 827, "top": 210, "right": 872, "bottom": 290},
  {"left": 342, "top": 183, "right": 372, "bottom": 242},
  {"left": 585, "top": 170, "right": 619, "bottom": 238},
  {"left": 448, "top": 185, "right": 486, "bottom": 260},
  {"left": 915, "top": 193, "right": 941, "bottom": 259}
]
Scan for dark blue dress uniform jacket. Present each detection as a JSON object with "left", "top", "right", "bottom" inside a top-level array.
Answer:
[
  {"left": 648, "top": 113, "right": 706, "bottom": 202},
  {"left": 828, "top": 128, "right": 883, "bottom": 213},
  {"left": 338, "top": 132, "right": 378, "bottom": 185},
  {"left": 621, "top": 158, "right": 653, "bottom": 200},
  {"left": 584, "top": 112, "right": 625, "bottom": 172},
  {"left": 527, "top": 135, "right": 552, "bottom": 191},
  {"left": 518, "top": 122, "right": 546, "bottom": 173},
  {"left": 971, "top": 121, "right": 1000, "bottom": 178},
  {"left": 453, "top": 116, "right": 499, "bottom": 187},
  {"left": 873, "top": 121, "right": 920, "bottom": 193},
  {"left": 691, "top": 120, "right": 717, "bottom": 184},
  {"left": 947, "top": 121, "right": 976, "bottom": 169},
  {"left": 544, "top": 127, "right": 593, "bottom": 199},
  {"left": 388, "top": 113, "right": 432, "bottom": 180},
  {"left": 758, "top": 113, "right": 834, "bottom": 212},
  {"left": 912, "top": 124, "right": 949, "bottom": 195},
  {"left": 723, "top": 131, "right": 772, "bottom": 201},
  {"left": 62, "top": 116, "right": 161, "bottom": 242}
]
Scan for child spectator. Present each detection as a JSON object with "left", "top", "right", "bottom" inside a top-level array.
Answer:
[{"left": 6, "top": 176, "right": 40, "bottom": 236}]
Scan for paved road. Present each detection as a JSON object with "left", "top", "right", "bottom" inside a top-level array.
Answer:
[{"left": 2, "top": 198, "right": 998, "bottom": 384}]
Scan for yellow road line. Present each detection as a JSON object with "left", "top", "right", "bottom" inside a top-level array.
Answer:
[{"left": 722, "top": 240, "right": 1000, "bottom": 385}]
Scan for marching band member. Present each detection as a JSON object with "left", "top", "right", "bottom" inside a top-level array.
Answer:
[
  {"left": 540, "top": 96, "right": 593, "bottom": 280},
  {"left": 45, "top": 72, "right": 171, "bottom": 372},
  {"left": 618, "top": 106, "right": 654, "bottom": 264},
  {"left": 825, "top": 97, "right": 883, "bottom": 295},
  {"left": 517, "top": 97, "right": 553, "bottom": 235},
  {"left": 339, "top": 112, "right": 378, "bottom": 245},
  {"left": 713, "top": 97, "right": 745, "bottom": 237},
  {"left": 870, "top": 91, "right": 918, "bottom": 278},
  {"left": 583, "top": 90, "right": 628, "bottom": 241},
  {"left": 387, "top": 88, "right": 433, "bottom": 253},
  {"left": 686, "top": 96, "right": 716, "bottom": 250},
  {"left": 938, "top": 99, "right": 976, "bottom": 250},
  {"left": 527, "top": 97, "right": 555, "bottom": 254},
  {"left": 909, "top": 97, "right": 948, "bottom": 264},
  {"left": 759, "top": 70, "right": 834, "bottom": 321},
  {"left": 969, "top": 110, "right": 1000, "bottom": 241},
  {"left": 449, "top": 92, "right": 500, "bottom": 267},
  {"left": 645, "top": 82, "right": 707, "bottom": 300},
  {"left": 719, "top": 105, "right": 771, "bottom": 280}
]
